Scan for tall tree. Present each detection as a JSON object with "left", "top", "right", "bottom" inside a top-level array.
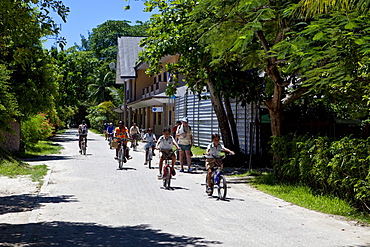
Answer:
[
  {"left": 87, "top": 20, "right": 148, "bottom": 61},
  {"left": 139, "top": 0, "right": 251, "bottom": 151}
]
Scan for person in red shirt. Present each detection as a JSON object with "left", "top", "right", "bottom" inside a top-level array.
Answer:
[{"left": 114, "top": 120, "right": 132, "bottom": 161}]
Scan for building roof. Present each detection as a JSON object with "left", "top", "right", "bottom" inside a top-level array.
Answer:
[{"left": 117, "top": 36, "right": 146, "bottom": 79}]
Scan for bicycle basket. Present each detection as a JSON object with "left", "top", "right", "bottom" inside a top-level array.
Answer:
[{"left": 111, "top": 140, "right": 118, "bottom": 148}]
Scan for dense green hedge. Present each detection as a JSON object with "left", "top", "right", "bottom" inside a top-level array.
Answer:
[{"left": 271, "top": 135, "right": 370, "bottom": 212}]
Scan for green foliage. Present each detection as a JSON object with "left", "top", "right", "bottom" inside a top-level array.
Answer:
[
  {"left": 88, "top": 20, "right": 148, "bottom": 61},
  {"left": 0, "top": 64, "right": 20, "bottom": 138},
  {"left": 86, "top": 101, "right": 116, "bottom": 130},
  {"left": 88, "top": 72, "right": 116, "bottom": 104},
  {"left": 271, "top": 135, "right": 370, "bottom": 212},
  {"left": 21, "top": 114, "right": 54, "bottom": 149}
]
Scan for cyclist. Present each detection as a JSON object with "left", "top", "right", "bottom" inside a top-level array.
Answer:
[
  {"left": 143, "top": 128, "right": 157, "bottom": 165},
  {"left": 205, "top": 133, "right": 234, "bottom": 193},
  {"left": 106, "top": 122, "right": 115, "bottom": 141},
  {"left": 156, "top": 127, "right": 181, "bottom": 178},
  {"left": 129, "top": 123, "right": 140, "bottom": 148},
  {"left": 78, "top": 120, "right": 88, "bottom": 153},
  {"left": 114, "top": 120, "right": 132, "bottom": 161},
  {"left": 176, "top": 117, "right": 193, "bottom": 172}
]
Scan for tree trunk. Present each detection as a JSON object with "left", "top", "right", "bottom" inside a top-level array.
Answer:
[
  {"left": 207, "top": 80, "right": 233, "bottom": 149},
  {"left": 224, "top": 97, "right": 240, "bottom": 152},
  {"left": 265, "top": 84, "right": 283, "bottom": 137}
]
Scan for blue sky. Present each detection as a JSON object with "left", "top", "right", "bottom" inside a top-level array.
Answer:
[{"left": 44, "top": 0, "right": 152, "bottom": 49}]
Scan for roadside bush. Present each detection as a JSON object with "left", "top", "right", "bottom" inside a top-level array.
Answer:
[
  {"left": 86, "top": 101, "right": 116, "bottom": 130},
  {"left": 21, "top": 113, "right": 54, "bottom": 149},
  {"left": 271, "top": 135, "right": 370, "bottom": 212}
]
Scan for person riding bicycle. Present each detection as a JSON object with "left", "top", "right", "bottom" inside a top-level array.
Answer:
[
  {"left": 205, "top": 133, "right": 234, "bottom": 193},
  {"left": 78, "top": 120, "right": 88, "bottom": 153},
  {"left": 156, "top": 127, "right": 181, "bottom": 178},
  {"left": 129, "top": 123, "right": 140, "bottom": 148},
  {"left": 114, "top": 120, "right": 132, "bottom": 161},
  {"left": 143, "top": 128, "right": 157, "bottom": 165},
  {"left": 106, "top": 122, "right": 115, "bottom": 141}
]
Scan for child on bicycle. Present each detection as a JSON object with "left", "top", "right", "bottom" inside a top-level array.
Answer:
[
  {"left": 156, "top": 127, "right": 181, "bottom": 178},
  {"left": 205, "top": 133, "right": 234, "bottom": 193},
  {"left": 143, "top": 128, "right": 157, "bottom": 165}
]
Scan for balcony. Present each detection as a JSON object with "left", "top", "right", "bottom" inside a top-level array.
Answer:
[{"left": 142, "top": 81, "right": 167, "bottom": 99}]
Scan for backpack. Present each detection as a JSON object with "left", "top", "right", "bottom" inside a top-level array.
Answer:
[{"left": 81, "top": 125, "right": 87, "bottom": 135}]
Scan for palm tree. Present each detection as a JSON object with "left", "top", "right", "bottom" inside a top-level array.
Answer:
[
  {"left": 296, "top": 0, "right": 369, "bottom": 17},
  {"left": 108, "top": 85, "right": 125, "bottom": 107},
  {"left": 87, "top": 72, "right": 115, "bottom": 105}
]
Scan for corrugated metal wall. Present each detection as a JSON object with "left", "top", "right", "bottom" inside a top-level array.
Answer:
[{"left": 175, "top": 93, "right": 260, "bottom": 155}]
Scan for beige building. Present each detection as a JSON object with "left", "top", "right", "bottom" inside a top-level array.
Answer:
[{"left": 115, "top": 36, "right": 186, "bottom": 135}]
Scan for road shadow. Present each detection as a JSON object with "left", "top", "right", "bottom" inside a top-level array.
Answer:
[
  {"left": 226, "top": 177, "right": 253, "bottom": 185},
  {"left": 206, "top": 195, "right": 244, "bottom": 202},
  {"left": 160, "top": 186, "right": 190, "bottom": 191},
  {"left": 0, "top": 222, "right": 223, "bottom": 246},
  {"left": 116, "top": 167, "right": 137, "bottom": 171},
  {"left": 21, "top": 155, "right": 73, "bottom": 162},
  {"left": 0, "top": 194, "right": 77, "bottom": 216}
]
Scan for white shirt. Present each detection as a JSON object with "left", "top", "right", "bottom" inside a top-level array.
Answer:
[
  {"left": 206, "top": 142, "right": 225, "bottom": 158},
  {"left": 144, "top": 133, "right": 156, "bottom": 143},
  {"left": 176, "top": 124, "right": 192, "bottom": 145},
  {"left": 130, "top": 126, "right": 140, "bottom": 134},
  {"left": 157, "top": 135, "right": 175, "bottom": 150}
]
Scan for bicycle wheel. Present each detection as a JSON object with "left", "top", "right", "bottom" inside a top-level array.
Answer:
[
  {"left": 206, "top": 175, "right": 214, "bottom": 196},
  {"left": 118, "top": 148, "right": 124, "bottom": 170},
  {"left": 163, "top": 166, "right": 171, "bottom": 189},
  {"left": 147, "top": 150, "right": 152, "bottom": 169},
  {"left": 82, "top": 142, "right": 86, "bottom": 155},
  {"left": 133, "top": 139, "right": 137, "bottom": 151},
  {"left": 217, "top": 174, "right": 227, "bottom": 200}
]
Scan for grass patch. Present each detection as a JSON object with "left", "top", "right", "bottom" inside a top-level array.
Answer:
[
  {"left": 21, "top": 140, "right": 63, "bottom": 158},
  {"left": 0, "top": 138, "right": 62, "bottom": 186},
  {"left": 191, "top": 146, "right": 206, "bottom": 156},
  {"left": 0, "top": 160, "right": 48, "bottom": 185},
  {"left": 55, "top": 128, "right": 67, "bottom": 135},
  {"left": 0, "top": 147, "right": 48, "bottom": 185},
  {"left": 248, "top": 173, "right": 370, "bottom": 224}
]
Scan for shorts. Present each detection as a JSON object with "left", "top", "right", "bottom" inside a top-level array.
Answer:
[
  {"left": 160, "top": 150, "right": 175, "bottom": 160},
  {"left": 144, "top": 142, "right": 156, "bottom": 149},
  {"left": 179, "top": 144, "right": 191, "bottom": 151},
  {"left": 205, "top": 158, "right": 217, "bottom": 170},
  {"left": 131, "top": 133, "right": 139, "bottom": 140},
  {"left": 79, "top": 134, "right": 87, "bottom": 141}
]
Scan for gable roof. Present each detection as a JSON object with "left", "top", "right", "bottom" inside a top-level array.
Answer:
[{"left": 117, "top": 36, "right": 146, "bottom": 79}]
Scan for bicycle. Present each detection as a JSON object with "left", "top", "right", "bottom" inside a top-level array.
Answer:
[
  {"left": 130, "top": 134, "right": 139, "bottom": 151},
  {"left": 160, "top": 149, "right": 178, "bottom": 190},
  {"left": 117, "top": 138, "right": 128, "bottom": 170},
  {"left": 107, "top": 133, "right": 114, "bottom": 149},
  {"left": 144, "top": 141, "right": 156, "bottom": 169},
  {"left": 205, "top": 154, "right": 228, "bottom": 200},
  {"left": 80, "top": 135, "right": 87, "bottom": 155}
]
